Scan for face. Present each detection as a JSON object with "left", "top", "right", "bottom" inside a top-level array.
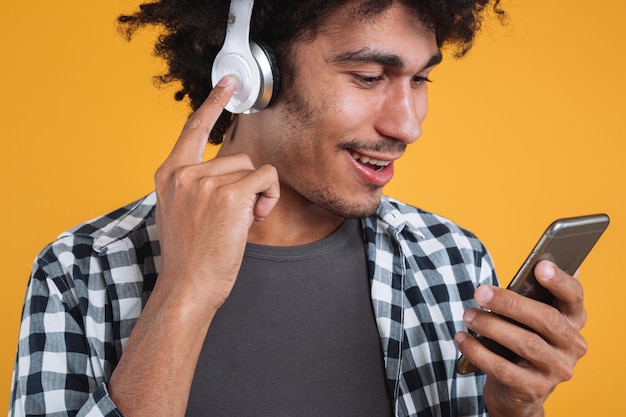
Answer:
[{"left": 251, "top": 2, "right": 441, "bottom": 218}]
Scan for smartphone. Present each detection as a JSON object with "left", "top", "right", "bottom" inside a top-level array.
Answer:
[{"left": 455, "top": 213, "right": 610, "bottom": 374}]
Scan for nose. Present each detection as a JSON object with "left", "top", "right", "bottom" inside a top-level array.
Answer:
[{"left": 375, "top": 82, "right": 426, "bottom": 145}]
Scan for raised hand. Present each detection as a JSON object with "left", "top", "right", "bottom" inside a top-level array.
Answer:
[
  {"left": 154, "top": 76, "right": 279, "bottom": 309},
  {"left": 455, "top": 261, "right": 588, "bottom": 417}
]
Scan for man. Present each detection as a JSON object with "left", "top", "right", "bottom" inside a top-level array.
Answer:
[{"left": 10, "top": 1, "right": 587, "bottom": 416}]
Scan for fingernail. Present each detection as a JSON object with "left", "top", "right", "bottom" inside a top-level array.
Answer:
[
  {"left": 454, "top": 332, "right": 468, "bottom": 345},
  {"left": 217, "top": 76, "right": 234, "bottom": 87},
  {"left": 539, "top": 261, "right": 557, "bottom": 281},
  {"left": 475, "top": 285, "right": 494, "bottom": 305},
  {"left": 464, "top": 309, "right": 478, "bottom": 325}
]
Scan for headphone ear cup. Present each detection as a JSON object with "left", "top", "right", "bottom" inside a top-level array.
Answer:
[
  {"left": 250, "top": 40, "right": 280, "bottom": 108},
  {"left": 212, "top": 43, "right": 261, "bottom": 114},
  {"left": 210, "top": 0, "right": 279, "bottom": 113},
  {"left": 210, "top": 0, "right": 264, "bottom": 114}
]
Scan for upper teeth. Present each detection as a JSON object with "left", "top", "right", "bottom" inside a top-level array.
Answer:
[{"left": 351, "top": 152, "right": 392, "bottom": 167}]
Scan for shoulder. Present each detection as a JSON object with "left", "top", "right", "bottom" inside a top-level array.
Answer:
[
  {"left": 61, "top": 192, "right": 157, "bottom": 250},
  {"left": 34, "top": 192, "right": 158, "bottom": 284}
]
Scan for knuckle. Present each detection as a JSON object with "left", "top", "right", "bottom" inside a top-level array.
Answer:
[
  {"left": 549, "top": 335, "right": 586, "bottom": 383},
  {"left": 198, "top": 175, "right": 220, "bottom": 194},
  {"left": 218, "top": 183, "right": 245, "bottom": 206},
  {"left": 490, "top": 361, "right": 518, "bottom": 387},
  {"left": 576, "top": 307, "right": 588, "bottom": 330},
  {"left": 205, "top": 92, "right": 224, "bottom": 106},
  {"left": 154, "top": 165, "right": 169, "bottom": 188},
  {"left": 558, "top": 363, "right": 575, "bottom": 382},
  {"left": 573, "top": 334, "right": 588, "bottom": 358},
  {"left": 251, "top": 164, "right": 278, "bottom": 185},
  {"left": 183, "top": 113, "right": 202, "bottom": 131},
  {"left": 555, "top": 272, "right": 584, "bottom": 304},
  {"left": 522, "top": 332, "right": 547, "bottom": 359},
  {"left": 571, "top": 283, "right": 584, "bottom": 304},
  {"left": 498, "top": 289, "right": 524, "bottom": 315},
  {"left": 182, "top": 113, "right": 212, "bottom": 139},
  {"left": 533, "top": 380, "right": 555, "bottom": 401},
  {"left": 260, "top": 163, "right": 279, "bottom": 178},
  {"left": 551, "top": 267, "right": 569, "bottom": 288},
  {"left": 173, "top": 165, "right": 194, "bottom": 185},
  {"left": 549, "top": 356, "right": 575, "bottom": 382},
  {"left": 543, "top": 308, "right": 569, "bottom": 337}
]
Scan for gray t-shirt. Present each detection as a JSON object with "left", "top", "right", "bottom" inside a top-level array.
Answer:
[{"left": 185, "top": 218, "right": 393, "bottom": 416}]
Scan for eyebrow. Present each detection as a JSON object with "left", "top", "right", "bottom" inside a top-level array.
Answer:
[{"left": 330, "top": 48, "right": 443, "bottom": 72}]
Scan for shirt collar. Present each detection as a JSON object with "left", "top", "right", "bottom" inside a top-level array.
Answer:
[{"left": 373, "top": 196, "right": 427, "bottom": 240}]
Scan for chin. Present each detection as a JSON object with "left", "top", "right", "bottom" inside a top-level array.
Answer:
[
  {"left": 319, "top": 193, "right": 382, "bottom": 219},
  {"left": 302, "top": 182, "right": 384, "bottom": 218}
]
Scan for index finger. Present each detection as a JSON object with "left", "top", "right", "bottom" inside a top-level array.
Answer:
[{"left": 164, "top": 76, "right": 236, "bottom": 169}]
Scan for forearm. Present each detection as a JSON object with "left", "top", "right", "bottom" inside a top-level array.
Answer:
[{"left": 108, "top": 280, "right": 218, "bottom": 417}]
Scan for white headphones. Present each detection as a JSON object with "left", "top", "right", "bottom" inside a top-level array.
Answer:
[{"left": 211, "top": 0, "right": 278, "bottom": 114}]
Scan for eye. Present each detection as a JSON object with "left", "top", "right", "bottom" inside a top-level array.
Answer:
[
  {"left": 352, "top": 73, "right": 384, "bottom": 87},
  {"left": 411, "top": 75, "right": 432, "bottom": 87}
]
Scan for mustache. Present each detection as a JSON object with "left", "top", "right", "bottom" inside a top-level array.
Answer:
[{"left": 337, "top": 139, "right": 407, "bottom": 154}]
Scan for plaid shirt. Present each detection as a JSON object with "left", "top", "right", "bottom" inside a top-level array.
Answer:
[{"left": 10, "top": 192, "right": 495, "bottom": 417}]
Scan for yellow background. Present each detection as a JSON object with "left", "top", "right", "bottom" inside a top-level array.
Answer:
[{"left": 1, "top": 1, "right": 624, "bottom": 415}]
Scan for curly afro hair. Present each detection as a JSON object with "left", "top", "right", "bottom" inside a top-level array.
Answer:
[{"left": 118, "top": 0, "right": 505, "bottom": 144}]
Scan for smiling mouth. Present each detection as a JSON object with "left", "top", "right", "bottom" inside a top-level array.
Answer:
[{"left": 351, "top": 152, "right": 392, "bottom": 172}]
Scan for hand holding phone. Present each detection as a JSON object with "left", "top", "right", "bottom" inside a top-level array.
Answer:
[{"left": 455, "top": 213, "right": 610, "bottom": 374}]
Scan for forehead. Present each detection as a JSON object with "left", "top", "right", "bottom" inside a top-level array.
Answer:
[{"left": 297, "top": 2, "right": 439, "bottom": 69}]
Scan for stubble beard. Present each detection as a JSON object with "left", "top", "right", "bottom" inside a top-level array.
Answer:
[
  {"left": 309, "top": 185, "right": 383, "bottom": 219},
  {"left": 277, "top": 81, "right": 385, "bottom": 219}
]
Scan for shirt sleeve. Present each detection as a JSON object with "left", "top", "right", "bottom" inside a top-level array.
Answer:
[{"left": 9, "top": 253, "right": 124, "bottom": 417}]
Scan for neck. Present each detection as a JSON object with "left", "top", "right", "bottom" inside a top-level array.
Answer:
[
  {"left": 217, "top": 117, "right": 345, "bottom": 246},
  {"left": 247, "top": 194, "right": 345, "bottom": 246}
]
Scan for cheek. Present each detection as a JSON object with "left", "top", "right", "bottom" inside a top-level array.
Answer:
[
  {"left": 416, "top": 89, "right": 429, "bottom": 120},
  {"left": 331, "top": 93, "right": 375, "bottom": 131}
]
